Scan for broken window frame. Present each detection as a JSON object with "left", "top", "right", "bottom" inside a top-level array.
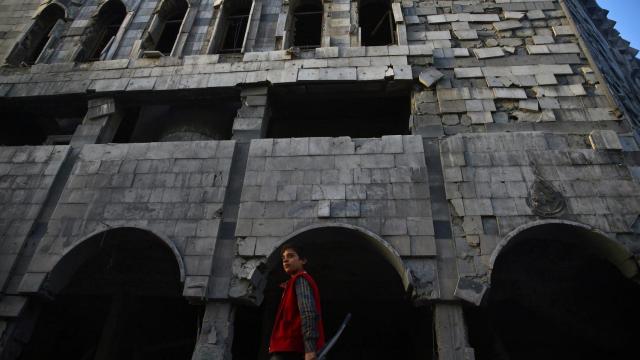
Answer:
[
  {"left": 6, "top": 3, "right": 67, "bottom": 66},
  {"left": 357, "top": 0, "right": 407, "bottom": 46},
  {"left": 219, "top": 11, "right": 251, "bottom": 53},
  {"left": 139, "top": 0, "right": 191, "bottom": 57},
  {"left": 207, "top": 0, "right": 255, "bottom": 55},
  {"left": 77, "top": 0, "right": 128, "bottom": 62}
]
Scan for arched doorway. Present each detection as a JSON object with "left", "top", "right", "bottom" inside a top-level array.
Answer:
[
  {"left": 466, "top": 221, "right": 640, "bottom": 360},
  {"left": 19, "top": 228, "right": 202, "bottom": 360},
  {"left": 232, "top": 225, "right": 433, "bottom": 360}
]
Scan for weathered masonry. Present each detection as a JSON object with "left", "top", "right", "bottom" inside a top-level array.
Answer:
[{"left": 1, "top": 0, "right": 640, "bottom": 359}]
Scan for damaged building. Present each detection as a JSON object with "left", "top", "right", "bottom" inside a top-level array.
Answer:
[{"left": 0, "top": 0, "right": 640, "bottom": 359}]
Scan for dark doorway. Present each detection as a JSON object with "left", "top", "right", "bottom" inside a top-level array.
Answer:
[
  {"left": 267, "top": 84, "right": 411, "bottom": 138},
  {"left": 359, "top": 0, "right": 394, "bottom": 46},
  {"left": 466, "top": 224, "right": 640, "bottom": 360},
  {"left": 232, "top": 227, "right": 433, "bottom": 360},
  {"left": 291, "top": 2, "right": 323, "bottom": 49},
  {"left": 19, "top": 228, "right": 202, "bottom": 360}
]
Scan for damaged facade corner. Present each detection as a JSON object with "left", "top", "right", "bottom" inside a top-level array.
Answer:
[{"left": 1, "top": 0, "right": 640, "bottom": 359}]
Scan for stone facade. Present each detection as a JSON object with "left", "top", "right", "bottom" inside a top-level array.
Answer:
[{"left": 0, "top": 0, "right": 639, "bottom": 359}]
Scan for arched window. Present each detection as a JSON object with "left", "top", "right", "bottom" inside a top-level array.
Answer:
[
  {"left": 219, "top": 2, "right": 251, "bottom": 53},
  {"left": 81, "top": 0, "right": 127, "bottom": 61},
  {"left": 7, "top": 4, "right": 66, "bottom": 65},
  {"left": 290, "top": 0, "right": 322, "bottom": 49},
  {"left": 359, "top": 0, "right": 395, "bottom": 46},
  {"left": 142, "top": 0, "right": 188, "bottom": 56}
]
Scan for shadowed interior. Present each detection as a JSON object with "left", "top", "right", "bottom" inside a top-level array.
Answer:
[
  {"left": 466, "top": 224, "right": 640, "bottom": 360},
  {"left": 232, "top": 227, "right": 433, "bottom": 360},
  {"left": 18, "top": 228, "right": 202, "bottom": 360}
]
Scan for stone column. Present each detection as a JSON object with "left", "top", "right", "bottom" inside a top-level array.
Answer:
[
  {"left": 231, "top": 87, "right": 269, "bottom": 140},
  {"left": 434, "top": 303, "right": 475, "bottom": 360},
  {"left": 192, "top": 302, "right": 235, "bottom": 360},
  {"left": 192, "top": 85, "right": 270, "bottom": 359}
]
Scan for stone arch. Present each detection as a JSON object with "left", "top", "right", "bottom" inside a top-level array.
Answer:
[
  {"left": 33, "top": 1, "right": 70, "bottom": 19},
  {"left": 233, "top": 224, "right": 434, "bottom": 360},
  {"left": 77, "top": 0, "right": 127, "bottom": 61},
  {"left": 44, "top": 226, "right": 186, "bottom": 296},
  {"left": 19, "top": 226, "right": 201, "bottom": 360},
  {"left": 488, "top": 219, "right": 639, "bottom": 282},
  {"left": 249, "top": 223, "right": 413, "bottom": 298},
  {"left": 466, "top": 219, "right": 640, "bottom": 360}
]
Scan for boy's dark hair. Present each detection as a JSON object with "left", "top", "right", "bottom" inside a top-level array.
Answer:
[{"left": 281, "top": 243, "right": 306, "bottom": 260}]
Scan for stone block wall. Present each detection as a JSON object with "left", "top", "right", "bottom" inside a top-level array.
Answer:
[
  {"left": 0, "top": 146, "right": 69, "bottom": 293},
  {"left": 21, "top": 140, "right": 235, "bottom": 299},
  {"left": 230, "top": 135, "right": 439, "bottom": 300},
  {"left": 440, "top": 131, "right": 640, "bottom": 288}
]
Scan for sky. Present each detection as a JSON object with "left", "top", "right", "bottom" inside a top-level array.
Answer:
[{"left": 596, "top": 0, "right": 640, "bottom": 57}]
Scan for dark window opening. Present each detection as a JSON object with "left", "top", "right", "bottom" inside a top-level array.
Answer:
[
  {"left": 359, "top": 0, "right": 394, "bottom": 46},
  {"left": 112, "top": 95, "right": 241, "bottom": 143},
  {"left": 267, "top": 84, "right": 411, "bottom": 138},
  {"left": 220, "top": 7, "right": 251, "bottom": 54},
  {"left": 86, "top": 0, "right": 127, "bottom": 61},
  {"left": 16, "top": 5, "right": 66, "bottom": 65},
  {"left": 466, "top": 224, "right": 640, "bottom": 360},
  {"left": 142, "top": 0, "right": 188, "bottom": 56},
  {"left": 156, "top": 16, "right": 184, "bottom": 55},
  {"left": 18, "top": 229, "right": 202, "bottom": 360},
  {"left": 232, "top": 227, "right": 434, "bottom": 360},
  {"left": 0, "top": 102, "right": 85, "bottom": 145},
  {"left": 292, "top": 3, "right": 322, "bottom": 49}
]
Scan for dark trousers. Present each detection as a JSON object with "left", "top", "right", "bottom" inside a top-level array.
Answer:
[{"left": 269, "top": 352, "right": 304, "bottom": 360}]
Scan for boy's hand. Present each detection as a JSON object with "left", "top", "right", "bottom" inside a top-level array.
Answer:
[{"left": 305, "top": 352, "right": 317, "bottom": 360}]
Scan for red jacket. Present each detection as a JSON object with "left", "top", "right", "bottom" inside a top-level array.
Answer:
[{"left": 269, "top": 272, "right": 325, "bottom": 353}]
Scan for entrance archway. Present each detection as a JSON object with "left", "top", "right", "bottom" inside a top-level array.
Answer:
[
  {"left": 466, "top": 221, "right": 640, "bottom": 360},
  {"left": 18, "top": 228, "right": 202, "bottom": 360},
  {"left": 232, "top": 225, "right": 433, "bottom": 360}
]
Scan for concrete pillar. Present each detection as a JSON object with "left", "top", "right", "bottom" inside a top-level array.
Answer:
[
  {"left": 231, "top": 86, "right": 269, "bottom": 140},
  {"left": 192, "top": 302, "right": 235, "bottom": 360},
  {"left": 434, "top": 303, "right": 475, "bottom": 360},
  {"left": 71, "top": 97, "right": 123, "bottom": 146}
]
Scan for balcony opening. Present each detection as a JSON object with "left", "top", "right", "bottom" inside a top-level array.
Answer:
[
  {"left": 291, "top": 1, "right": 323, "bottom": 49},
  {"left": 112, "top": 94, "right": 241, "bottom": 143},
  {"left": 0, "top": 100, "right": 85, "bottom": 145},
  {"left": 359, "top": 0, "right": 394, "bottom": 46},
  {"left": 267, "top": 84, "right": 411, "bottom": 138},
  {"left": 18, "top": 228, "right": 202, "bottom": 360}
]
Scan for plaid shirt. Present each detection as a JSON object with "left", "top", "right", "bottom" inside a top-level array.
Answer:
[{"left": 295, "top": 276, "right": 319, "bottom": 353}]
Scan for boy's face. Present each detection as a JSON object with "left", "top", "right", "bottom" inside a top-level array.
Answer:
[{"left": 281, "top": 248, "right": 306, "bottom": 275}]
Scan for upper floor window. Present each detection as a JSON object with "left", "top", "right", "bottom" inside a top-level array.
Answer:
[
  {"left": 81, "top": 0, "right": 127, "bottom": 61},
  {"left": 7, "top": 4, "right": 66, "bottom": 65},
  {"left": 219, "top": 2, "right": 251, "bottom": 53},
  {"left": 359, "top": 0, "right": 395, "bottom": 46},
  {"left": 290, "top": 0, "right": 322, "bottom": 49},
  {"left": 142, "top": 0, "right": 188, "bottom": 56}
]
